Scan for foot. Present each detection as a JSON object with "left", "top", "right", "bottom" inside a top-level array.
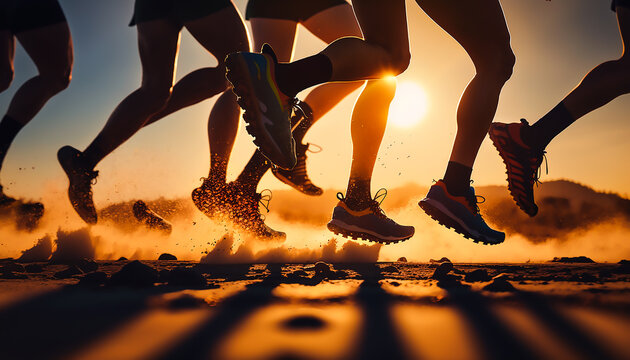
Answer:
[
  {"left": 225, "top": 184, "right": 286, "bottom": 240},
  {"left": 0, "top": 185, "right": 16, "bottom": 208},
  {"left": 489, "top": 119, "right": 546, "bottom": 216},
  {"left": 225, "top": 44, "right": 297, "bottom": 170},
  {"left": 133, "top": 200, "right": 172, "bottom": 234},
  {"left": 57, "top": 146, "right": 99, "bottom": 224},
  {"left": 327, "top": 189, "right": 415, "bottom": 244},
  {"left": 191, "top": 178, "right": 230, "bottom": 219},
  {"left": 419, "top": 181, "right": 504, "bottom": 245},
  {"left": 272, "top": 142, "right": 323, "bottom": 196}
]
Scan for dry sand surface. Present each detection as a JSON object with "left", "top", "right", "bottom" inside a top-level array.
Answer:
[{"left": 0, "top": 259, "right": 629, "bottom": 360}]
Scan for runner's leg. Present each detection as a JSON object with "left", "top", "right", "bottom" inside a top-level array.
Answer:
[
  {"left": 183, "top": 6, "right": 249, "bottom": 184},
  {"left": 417, "top": 0, "right": 514, "bottom": 195},
  {"left": 522, "top": 6, "right": 630, "bottom": 151},
  {"left": 81, "top": 19, "right": 180, "bottom": 168}
]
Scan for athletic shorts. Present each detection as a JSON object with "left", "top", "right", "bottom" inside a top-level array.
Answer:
[
  {"left": 0, "top": 0, "right": 66, "bottom": 34},
  {"left": 130, "top": 0, "right": 233, "bottom": 26},
  {"left": 612, "top": 0, "right": 630, "bottom": 11},
  {"left": 245, "top": 0, "right": 349, "bottom": 22}
]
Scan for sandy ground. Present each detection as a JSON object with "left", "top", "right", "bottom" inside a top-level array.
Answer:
[{"left": 0, "top": 260, "right": 628, "bottom": 360}]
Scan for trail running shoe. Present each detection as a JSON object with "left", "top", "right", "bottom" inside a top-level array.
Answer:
[
  {"left": 58, "top": 146, "right": 99, "bottom": 224},
  {"left": 191, "top": 178, "right": 230, "bottom": 219},
  {"left": 225, "top": 44, "right": 296, "bottom": 170},
  {"left": 327, "top": 189, "right": 415, "bottom": 244},
  {"left": 226, "top": 184, "right": 286, "bottom": 240},
  {"left": 489, "top": 119, "right": 547, "bottom": 217},
  {"left": 272, "top": 142, "right": 323, "bottom": 196},
  {"left": 133, "top": 200, "right": 172, "bottom": 234},
  {"left": 419, "top": 181, "right": 504, "bottom": 245},
  {"left": 0, "top": 185, "right": 16, "bottom": 208}
]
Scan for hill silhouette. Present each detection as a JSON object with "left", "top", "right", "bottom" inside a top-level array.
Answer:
[{"left": 96, "top": 180, "right": 630, "bottom": 243}]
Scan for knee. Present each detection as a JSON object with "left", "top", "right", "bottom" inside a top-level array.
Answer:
[
  {"left": 388, "top": 51, "right": 411, "bottom": 76},
  {"left": 0, "top": 68, "right": 13, "bottom": 92},
  {"left": 140, "top": 84, "right": 173, "bottom": 112},
  {"left": 476, "top": 47, "right": 515, "bottom": 83},
  {"left": 41, "top": 66, "right": 72, "bottom": 93}
]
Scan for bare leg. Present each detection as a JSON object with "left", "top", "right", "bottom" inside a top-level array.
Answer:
[
  {"left": 6, "top": 22, "right": 73, "bottom": 125},
  {"left": 344, "top": 79, "right": 396, "bottom": 207},
  {"left": 81, "top": 19, "right": 180, "bottom": 168},
  {"left": 182, "top": 6, "right": 249, "bottom": 182},
  {"left": 522, "top": 6, "right": 630, "bottom": 152},
  {"left": 417, "top": 0, "right": 514, "bottom": 169}
]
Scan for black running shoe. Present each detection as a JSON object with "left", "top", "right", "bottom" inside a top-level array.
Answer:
[
  {"left": 419, "top": 181, "right": 505, "bottom": 245},
  {"left": 489, "top": 119, "right": 547, "bottom": 217},
  {"left": 327, "top": 189, "right": 415, "bottom": 244},
  {"left": 133, "top": 200, "right": 172, "bottom": 234},
  {"left": 272, "top": 142, "right": 323, "bottom": 196},
  {"left": 191, "top": 178, "right": 230, "bottom": 219},
  {"left": 225, "top": 44, "right": 297, "bottom": 170},
  {"left": 57, "top": 146, "right": 99, "bottom": 224},
  {"left": 226, "top": 184, "right": 286, "bottom": 240},
  {"left": 0, "top": 185, "right": 16, "bottom": 208}
]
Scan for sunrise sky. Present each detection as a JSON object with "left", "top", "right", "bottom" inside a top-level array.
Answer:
[{"left": 1, "top": 0, "right": 628, "bottom": 205}]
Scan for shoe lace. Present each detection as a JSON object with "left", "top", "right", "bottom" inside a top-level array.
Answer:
[
  {"left": 534, "top": 152, "right": 548, "bottom": 187},
  {"left": 87, "top": 170, "right": 99, "bottom": 185},
  {"left": 291, "top": 99, "right": 313, "bottom": 130},
  {"left": 466, "top": 193, "right": 486, "bottom": 215},
  {"left": 258, "top": 189, "right": 272, "bottom": 213}
]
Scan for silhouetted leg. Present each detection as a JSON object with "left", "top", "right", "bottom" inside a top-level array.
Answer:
[
  {"left": 345, "top": 79, "right": 396, "bottom": 209},
  {"left": 417, "top": 0, "right": 514, "bottom": 195},
  {"left": 81, "top": 19, "right": 180, "bottom": 168},
  {"left": 6, "top": 22, "right": 73, "bottom": 125},
  {"left": 182, "top": 6, "right": 249, "bottom": 183},
  {"left": 523, "top": 6, "right": 630, "bottom": 151},
  {"left": 0, "top": 23, "right": 72, "bottom": 180},
  {"left": 235, "top": 4, "right": 366, "bottom": 192},
  {"left": 274, "top": 0, "right": 409, "bottom": 96}
]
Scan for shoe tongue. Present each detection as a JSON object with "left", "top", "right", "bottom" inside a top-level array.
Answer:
[{"left": 261, "top": 43, "right": 278, "bottom": 63}]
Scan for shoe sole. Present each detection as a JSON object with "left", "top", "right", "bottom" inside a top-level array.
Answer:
[
  {"left": 225, "top": 53, "right": 296, "bottom": 170},
  {"left": 418, "top": 198, "right": 503, "bottom": 245},
  {"left": 133, "top": 200, "right": 172, "bottom": 234},
  {"left": 488, "top": 125, "right": 538, "bottom": 217},
  {"left": 327, "top": 219, "right": 412, "bottom": 245},
  {"left": 57, "top": 147, "right": 98, "bottom": 225},
  {"left": 272, "top": 171, "right": 323, "bottom": 196}
]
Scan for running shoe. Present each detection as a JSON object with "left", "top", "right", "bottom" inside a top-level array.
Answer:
[
  {"left": 225, "top": 44, "right": 297, "bottom": 170},
  {"left": 489, "top": 119, "right": 546, "bottom": 216},
  {"left": 226, "top": 184, "right": 286, "bottom": 240},
  {"left": 0, "top": 185, "right": 16, "bottom": 208},
  {"left": 418, "top": 181, "right": 504, "bottom": 245},
  {"left": 57, "top": 146, "right": 99, "bottom": 224},
  {"left": 272, "top": 142, "right": 323, "bottom": 196},
  {"left": 133, "top": 200, "right": 172, "bottom": 234},
  {"left": 191, "top": 178, "right": 230, "bottom": 219},
  {"left": 327, "top": 189, "right": 415, "bottom": 244}
]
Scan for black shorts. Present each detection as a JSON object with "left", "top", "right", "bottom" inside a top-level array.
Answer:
[
  {"left": 130, "top": 0, "right": 233, "bottom": 26},
  {"left": 246, "top": 0, "right": 349, "bottom": 22},
  {"left": 0, "top": 0, "right": 66, "bottom": 34},
  {"left": 612, "top": 0, "right": 630, "bottom": 11}
]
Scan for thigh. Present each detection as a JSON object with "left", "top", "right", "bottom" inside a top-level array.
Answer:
[
  {"left": 136, "top": 19, "right": 181, "bottom": 88},
  {"left": 352, "top": 0, "right": 410, "bottom": 59},
  {"left": 302, "top": 3, "right": 362, "bottom": 42},
  {"left": 416, "top": 0, "right": 511, "bottom": 62},
  {"left": 184, "top": 5, "right": 250, "bottom": 64},
  {"left": 249, "top": 18, "right": 298, "bottom": 61},
  {"left": 15, "top": 22, "right": 72, "bottom": 76}
]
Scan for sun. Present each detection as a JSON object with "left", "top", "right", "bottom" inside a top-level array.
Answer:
[{"left": 388, "top": 81, "right": 429, "bottom": 128}]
